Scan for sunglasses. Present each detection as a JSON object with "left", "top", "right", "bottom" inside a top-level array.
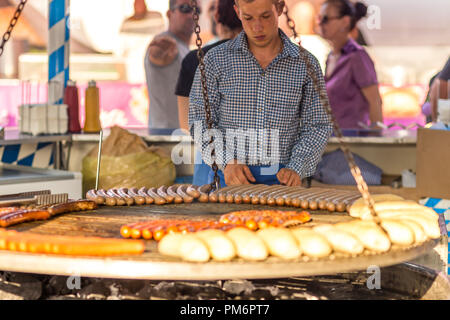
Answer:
[
  {"left": 318, "top": 15, "right": 342, "bottom": 25},
  {"left": 173, "top": 4, "right": 202, "bottom": 15}
]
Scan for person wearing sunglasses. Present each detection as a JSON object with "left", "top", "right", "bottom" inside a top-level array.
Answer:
[
  {"left": 318, "top": 0, "right": 383, "bottom": 129},
  {"left": 144, "top": 0, "right": 199, "bottom": 130}
]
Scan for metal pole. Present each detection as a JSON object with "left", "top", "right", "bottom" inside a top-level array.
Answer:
[
  {"left": 95, "top": 130, "right": 103, "bottom": 190},
  {"left": 48, "top": 0, "right": 70, "bottom": 104}
]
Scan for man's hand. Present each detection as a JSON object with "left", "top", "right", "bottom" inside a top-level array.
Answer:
[
  {"left": 148, "top": 36, "right": 179, "bottom": 67},
  {"left": 223, "top": 160, "right": 256, "bottom": 185},
  {"left": 277, "top": 168, "right": 301, "bottom": 186}
]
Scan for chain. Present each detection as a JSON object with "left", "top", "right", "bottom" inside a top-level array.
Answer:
[
  {"left": 0, "top": 0, "right": 28, "bottom": 57},
  {"left": 283, "top": 5, "right": 378, "bottom": 222},
  {"left": 190, "top": 0, "right": 221, "bottom": 191}
]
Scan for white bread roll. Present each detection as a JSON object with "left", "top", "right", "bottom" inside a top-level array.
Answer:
[
  {"left": 335, "top": 221, "right": 391, "bottom": 252},
  {"left": 349, "top": 194, "right": 404, "bottom": 217},
  {"left": 196, "top": 229, "right": 236, "bottom": 261},
  {"left": 226, "top": 227, "right": 268, "bottom": 261},
  {"left": 390, "top": 215, "right": 440, "bottom": 239},
  {"left": 158, "top": 233, "right": 184, "bottom": 258},
  {"left": 379, "top": 219, "right": 415, "bottom": 246},
  {"left": 394, "top": 219, "right": 428, "bottom": 243},
  {"left": 313, "top": 224, "right": 364, "bottom": 255},
  {"left": 179, "top": 234, "right": 210, "bottom": 262},
  {"left": 290, "top": 228, "right": 332, "bottom": 258},
  {"left": 357, "top": 201, "right": 438, "bottom": 221},
  {"left": 257, "top": 227, "right": 301, "bottom": 260}
]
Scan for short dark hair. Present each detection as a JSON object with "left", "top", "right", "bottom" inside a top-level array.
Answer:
[
  {"left": 218, "top": 0, "right": 242, "bottom": 30},
  {"left": 326, "top": 0, "right": 368, "bottom": 30},
  {"left": 234, "top": 0, "right": 284, "bottom": 9}
]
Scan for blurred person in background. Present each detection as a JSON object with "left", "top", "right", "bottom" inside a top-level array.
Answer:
[
  {"left": 318, "top": 0, "right": 383, "bottom": 129},
  {"left": 175, "top": 0, "right": 242, "bottom": 186},
  {"left": 121, "top": 0, "right": 165, "bottom": 34},
  {"left": 145, "top": 0, "right": 199, "bottom": 130},
  {"left": 430, "top": 57, "right": 450, "bottom": 122}
]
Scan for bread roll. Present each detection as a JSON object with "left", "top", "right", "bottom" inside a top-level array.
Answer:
[
  {"left": 157, "top": 233, "right": 184, "bottom": 257},
  {"left": 196, "top": 229, "right": 236, "bottom": 261},
  {"left": 313, "top": 224, "right": 364, "bottom": 255},
  {"left": 394, "top": 219, "right": 427, "bottom": 243},
  {"left": 335, "top": 221, "right": 391, "bottom": 253},
  {"left": 179, "top": 234, "right": 210, "bottom": 262},
  {"left": 357, "top": 201, "right": 438, "bottom": 221},
  {"left": 391, "top": 215, "right": 440, "bottom": 239},
  {"left": 349, "top": 194, "right": 404, "bottom": 217},
  {"left": 380, "top": 219, "right": 415, "bottom": 246},
  {"left": 257, "top": 227, "right": 301, "bottom": 260},
  {"left": 227, "top": 227, "right": 268, "bottom": 261},
  {"left": 290, "top": 228, "right": 332, "bottom": 258}
]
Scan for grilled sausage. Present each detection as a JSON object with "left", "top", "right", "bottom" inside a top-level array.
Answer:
[
  {"left": 127, "top": 188, "right": 146, "bottom": 205},
  {"left": 97, "top": 189, "right": 117, "bottom": 206},
  {"left": 86, "top": 189, "right": 105, "bottom": 205},
  {"left": 138, "top": 187, "right": 155, "bottom": 205},
  {"left": 147, "top": 187, "right": 167, "bottom": 205},
  {"left": 198, "top": 184, "right": 212, "bottom": 203},
  {"left": 157, "top": 186, "right": 174, "bottom": 203},
  {"left": 106, "top": 189, "right": 126, "bottom": 206},
  {"left": 0, "top": 209, "right": 51, "bottom": 227},
  {"left": 48, "top": 200, "right": 97, "bottom": 216},
  {"left": 186, "top": 185, "right": 201, "bottom": 199},
  {"left": 167, "top": 185, "right": 184, "bottom": 204},
  {"left": 177, "top": 185, "right": 194, "bottom": 203},
  {"left": 117, "top": 188, "right": 135, "bottom": 206}
]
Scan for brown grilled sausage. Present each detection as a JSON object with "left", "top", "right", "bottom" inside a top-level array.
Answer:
[
  {"left": 138, "top": 187, "right": 154, "bottom": 205},
  {"left": 127, "top": 188, "right": 146, "bottom": 205},
  {"left": 293, "top": 189, "right": 331, "bottom": 210},
  {"left": 97, "top": 189, "right": 117, "bottom": 206},
  {"left": 216, "top": 186, "right": 240, "bottom": 203},
  {"left": 198, "top": 184, "right": 212, "bottom": 203},
  {"left": 248, "top": 185, "right": 273, "bottom": 205},
  {"left": 256, "top": 185, "right": 287, "bottom": 205},
  {"left": 0, "top": 209, "right": 51, "bottom": 227},
  {"left": 147, "top": 188, "right": 167, "bottom": 205},
  {"left": 313, "top": 190, "right": 352, "bottom": 211},
  {"left": 239, "top": 184, "right": 267, "bottom": 204},
  {"left": 106, "top": 189, "right": 126, "bottom": 206},
  {"left": 167, "top": 185, "right": 184, "bottom": 204},
  {"left": 186, "top": 185, "right": 200, "bottom": 199},
  {"left": 278, "top": 187, "right": 308, "bottom": 207},
  {"left": 48, "top": 200, "right": 97, "bottom": 216},
  {"left": 177, "top": 185, "right": 194, "bottom": 203},
  {"left": 265, "top": 185, "right": 293, "bottom": 206},
  {"left": 157, "top": 186, "right": 174, "bottom": 203},
  {"left": 117, "top": 188, "right": 135, "bottom": 206},
  {"left": 229, "top": 185, "right": 261, "bottom": 204},
  {"left": 86, "top": 189, "right": 105, "bottom": 205}
]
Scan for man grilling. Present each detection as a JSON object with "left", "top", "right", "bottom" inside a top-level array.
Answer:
[{"left": 189, "top": 0, "right": 332, "bottom": 187}]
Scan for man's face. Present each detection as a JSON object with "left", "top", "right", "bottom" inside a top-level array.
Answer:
[
  {"left": 168, "top": 0, "right": 197, "bottom": 37},
  {"left": 234, "top": 0, "right": 282, "bottom": 49}
]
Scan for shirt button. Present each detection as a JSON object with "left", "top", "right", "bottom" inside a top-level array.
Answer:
[{"left": 261, "top": 71, "right": 265, "bottom": 76}]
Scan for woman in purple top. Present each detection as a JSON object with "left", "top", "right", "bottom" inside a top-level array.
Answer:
[{"left": 318, "top": 0, "right": 383, "bottom": 129}]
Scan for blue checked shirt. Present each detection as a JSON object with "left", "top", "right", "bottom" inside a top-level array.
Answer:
[{"left": 189, "top": 29, "right": 332, "bottom": 178}]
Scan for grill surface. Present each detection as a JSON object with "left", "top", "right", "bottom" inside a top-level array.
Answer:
[{"left": 0, "top": 203, "right": 440, "bottom": 280}]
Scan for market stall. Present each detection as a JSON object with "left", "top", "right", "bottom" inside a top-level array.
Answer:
[{"left": 0, "top": 0, "right": 449, "bottom": 303}]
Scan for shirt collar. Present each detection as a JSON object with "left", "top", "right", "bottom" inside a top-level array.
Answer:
[
  {"left": 230, "top": 28, "right": 300, "bottom": 58},
  {"left": 341, "top": 38, "right": 362, "bottom": 55}
]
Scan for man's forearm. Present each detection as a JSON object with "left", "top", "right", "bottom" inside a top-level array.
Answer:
[{"left": 286, "top": 123, "right": 332, "bottom": 178}]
